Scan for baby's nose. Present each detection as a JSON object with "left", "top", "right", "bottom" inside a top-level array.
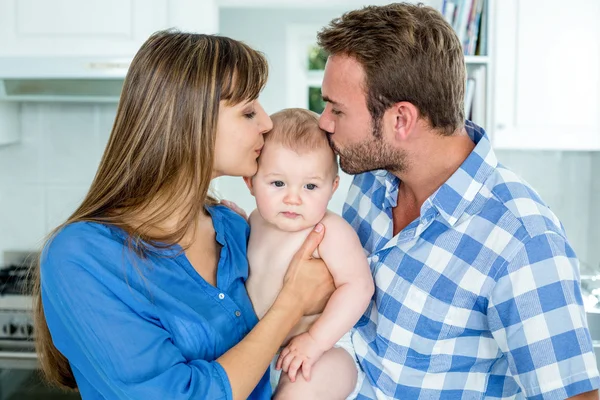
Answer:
[{"left": 283, "top": 192, "right": 302, "bottom": 205}]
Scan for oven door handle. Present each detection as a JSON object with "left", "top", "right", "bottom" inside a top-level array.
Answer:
[
  {"left": 0, "top": 351, "right": 37, "bottom": 359},
  {"left": 0, "top": 351, "right": 38, "bottom": 369}
]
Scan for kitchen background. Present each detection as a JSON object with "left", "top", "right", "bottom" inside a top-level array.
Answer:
[
  {"left": 0, "top": 0, "right": 599, "bottom": 398},
  {"left": 1, "top": 0, "right": 599, "bottom": 278}
]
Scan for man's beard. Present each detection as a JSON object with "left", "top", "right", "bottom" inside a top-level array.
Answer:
[{"left": 328, "top": 124, "right": 409, "bottom": 175}]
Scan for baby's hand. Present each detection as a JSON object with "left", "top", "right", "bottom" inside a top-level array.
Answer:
[{"left": 276, "top": 332, "right": 327, "bottom": 382}]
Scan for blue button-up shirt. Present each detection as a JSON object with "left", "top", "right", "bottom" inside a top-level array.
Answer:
[
  {"left": 41, "top": 205, "right": 270, "bottom": 400},
  {"left": 345, "top": 121, "right": 600, "bottom": 399}
]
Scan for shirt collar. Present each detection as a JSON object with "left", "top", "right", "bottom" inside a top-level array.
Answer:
[
  {"left": 425, "top": 121, "right": 498, "bottom": 226},
  {"left": 372, "top": 169, "right": 400, "bottom": 209},
  {"left": 372, "top": 121, "right": 498, "bottom": 227}
]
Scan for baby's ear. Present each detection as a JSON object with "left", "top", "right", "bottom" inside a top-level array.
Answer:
[
  {"left": 331, "top": 175, "right": 340, "bottom": 194},
  {"left": 243, "top": 176, "right": 255, "bottom": 196}
]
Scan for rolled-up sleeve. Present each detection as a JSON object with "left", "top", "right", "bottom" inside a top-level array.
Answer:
[
  {"left": 42, "top": 258, "right": 233, "bottom": 400},
  {"left": 488, "top": 232, "right": 600, "bottom": 399}
]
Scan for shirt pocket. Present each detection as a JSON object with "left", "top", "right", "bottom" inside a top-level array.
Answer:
[{"left": 377, "top": 275, "right": 463, "bottom": 362}]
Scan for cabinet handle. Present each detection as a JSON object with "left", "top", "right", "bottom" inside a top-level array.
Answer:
[{"left": 87, "top": 62, "right": 130, "bottom": 70}]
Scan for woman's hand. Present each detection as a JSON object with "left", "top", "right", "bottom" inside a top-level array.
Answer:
[
  {"left": 277, "top": 224, "right": 335, "bottom": 316},
  {"left": 220, "top": 200, "right": 248, "bottom": 221}
]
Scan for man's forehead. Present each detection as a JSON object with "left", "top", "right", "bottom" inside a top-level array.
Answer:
[{"left": 324, "top": 55, "right": 364, "bottom": 89}]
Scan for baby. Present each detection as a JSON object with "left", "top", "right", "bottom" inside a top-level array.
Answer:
[{"left": 244, "top": 108, "right": 374, "bottom": 399}]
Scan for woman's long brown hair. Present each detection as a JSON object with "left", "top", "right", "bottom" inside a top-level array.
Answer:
[{"left": 30, "top": 29, "right": 268, "bottom": 389}]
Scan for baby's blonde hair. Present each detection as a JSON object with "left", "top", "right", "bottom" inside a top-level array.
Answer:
[{"left": 266, "top": 108, "right": 338, "bottom": 176}]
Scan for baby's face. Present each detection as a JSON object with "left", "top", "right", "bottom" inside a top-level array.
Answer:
[{"left": 249, "top": 142, "right": 338, "bottom": 232}]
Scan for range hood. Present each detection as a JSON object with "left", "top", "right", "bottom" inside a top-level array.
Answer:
[{"left": 0, "top": 56, "right": 131, "bottom": 102}]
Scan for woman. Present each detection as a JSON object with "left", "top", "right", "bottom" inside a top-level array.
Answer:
[{"left": 32, "top": 30, "right": 333, "bottom": 400}]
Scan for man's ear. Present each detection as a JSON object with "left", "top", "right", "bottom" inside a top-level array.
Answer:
[
  {"left": 389, "top": 101, "right": 419, "bottom": 141},
  {"left": 243, "top": 176, "right": 255, "bottom": 196}
]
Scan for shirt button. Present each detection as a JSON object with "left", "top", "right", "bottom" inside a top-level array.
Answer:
[
  {"left": 372, "top": 255, "right": 379, "bottom": 263},
  {"left": 218, "top": 293, "right": 225, "bottom": 300},
  {"left": 235, "top": 311, "right": 241, "bottom": 317}
]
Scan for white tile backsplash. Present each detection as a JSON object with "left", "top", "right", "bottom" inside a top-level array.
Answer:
[
  {"left": 0, "top": 104, "right": 43, "bottom": 185},
  {"left": 0, "top": 103, "right": 598, "bottom": 271},
  {"left": 40, "top": 104, "right": 100, "bottom": 185},
  {"left": 0, "top": 184, "right": 46, "bottom": 252},
  {"left": 45, "top": 185, "right": 90, "bottom": 231}
]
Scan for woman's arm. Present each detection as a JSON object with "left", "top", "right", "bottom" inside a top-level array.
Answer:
[
  {"left": 217, "top": 223, "right": 335, "bottom": 399},
  {"left": 42, "top": 223, "right": 333, "bottom": 400}
]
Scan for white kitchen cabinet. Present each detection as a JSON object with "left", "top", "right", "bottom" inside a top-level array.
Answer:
[
  {"left": 0, "top": 0, "right": 218, "bottom": 145},
  {"left": 0, "top": 0, "right": 218, "bottom": 56},
  {"left": 493, "top": 0, "right": 600, "bottom": 150}
]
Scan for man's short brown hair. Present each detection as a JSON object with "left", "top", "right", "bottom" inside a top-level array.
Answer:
[
  {"left": 266, "top": 108, "right": 338, "bottom": 176},
  {"left": 317, "top": 2, "right": 465, "bottom": 136}
]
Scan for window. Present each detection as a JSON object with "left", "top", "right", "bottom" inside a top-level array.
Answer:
[
  {"left": 285, "top": 25, "right": 350, "bottom": 215},
  {"left": 285, "top": 25, "right": 326, "bottom": 113}
]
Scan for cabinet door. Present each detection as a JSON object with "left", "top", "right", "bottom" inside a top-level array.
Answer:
[
  {"left": 493, "top": 0, "right": 600, "bottom": 150},
  {"left": 0, "top": 0, "right": 218, "bottom": 56}
]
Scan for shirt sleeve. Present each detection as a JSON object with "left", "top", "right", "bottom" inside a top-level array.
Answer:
[
  {"left": 41, "top": 257, "right": 233, "bottom": 400},
  {"left": 487, "top": 232, "right": 600, "bottom": 399}
]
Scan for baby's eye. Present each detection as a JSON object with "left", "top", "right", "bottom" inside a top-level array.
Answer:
[
  {"left": 271, "top": 181, "right": 285, "bottom": 187},
  {"left": 305, "top": 183, "right": 317, "bottom": 190}
]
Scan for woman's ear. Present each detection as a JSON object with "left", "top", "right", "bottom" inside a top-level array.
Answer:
[{"left": 243, "top": 176, "right": 255, "bottom": 196}]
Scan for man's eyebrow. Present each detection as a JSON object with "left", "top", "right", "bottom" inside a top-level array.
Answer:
[{"left": 322, "top": 95, "right": 343, "bottom": 107}]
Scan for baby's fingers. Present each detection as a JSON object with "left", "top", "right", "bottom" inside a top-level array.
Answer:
[
  {"left": 276, "top": 347, "right": 291, "bottom": 370},
  {"left": 281, "top": 352, "right": 295, "bottom": 373},
  {"left": 288, "top": 357, "right": 304, "bottom": 383},
  {"left": 301, "top": 362, "right": 312, "bottom": 382}
]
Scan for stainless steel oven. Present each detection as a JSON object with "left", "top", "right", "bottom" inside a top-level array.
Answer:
[{"left": 0, "top": 257, "right": 80, "bottom": 399}]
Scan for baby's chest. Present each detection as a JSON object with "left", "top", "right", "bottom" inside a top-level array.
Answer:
[
  {"left": 247, "top": 244, "right": 295, "bottom": 284},
  {"left": 247, "top": 230, "right": 312, "bottom": 274}
]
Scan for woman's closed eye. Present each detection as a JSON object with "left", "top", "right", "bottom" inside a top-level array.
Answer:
[{"left": 244, "top": 111, "right": 257, "bottom": 119}]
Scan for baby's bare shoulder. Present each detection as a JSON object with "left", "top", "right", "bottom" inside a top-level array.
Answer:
[
  {"left": 318, "top": 211, "right": 362, "bottom": 253},
  {"left": 320, "top": 211, "right": 353, "bottom": 233}
]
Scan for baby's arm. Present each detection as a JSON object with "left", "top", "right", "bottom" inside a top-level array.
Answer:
[
  {"left": 307, "top": 212, "right": 374, "bottom": 349},
  {"left": 278, "top": 212, "right": 374, "bottom": 381}
]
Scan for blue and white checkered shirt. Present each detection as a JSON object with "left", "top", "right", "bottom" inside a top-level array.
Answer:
[{"left": 344, "top": 121, "right": 600, "bottom": 399}]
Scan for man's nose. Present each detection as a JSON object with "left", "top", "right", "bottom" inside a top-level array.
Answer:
[{"left": 319, "top": 108, "right": 335, "bottom": 134}]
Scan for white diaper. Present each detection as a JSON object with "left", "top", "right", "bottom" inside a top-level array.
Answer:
[{"left": 270, "top": 331, "right": 364, "bottom": 399}]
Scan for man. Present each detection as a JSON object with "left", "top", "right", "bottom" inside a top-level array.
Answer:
[{"left": 317, "top": 3, "right": 600, "bottom": 399}]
